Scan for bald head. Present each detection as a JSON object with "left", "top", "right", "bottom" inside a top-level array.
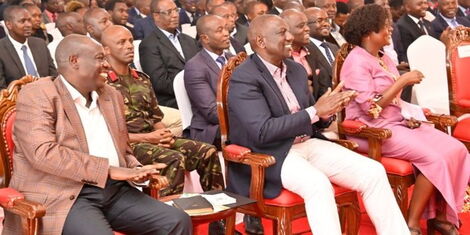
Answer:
[
  {"left": 55, "top": 34, "right": 101, "bottom": 71},
  {"left": 304, "top": 6, "right": 323, "bottom": 17},
  {"left": 196, "top": 14, "right": 221, "bottom": 36},
  {"left": 56, "top": 12, "right": 87, "bottom": 36},
  {"left": 284, "top": 0, "right": 305, "bottom": 11},
  {"left": 101, "top": 25, "right": 131, "bottom": 47},
  {"left": 248, "top": 14, "right": 282, "bottom": 50}
]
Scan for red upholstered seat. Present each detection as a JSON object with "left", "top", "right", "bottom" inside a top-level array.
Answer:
[
  {"left": 114, "top": 232, "right": 125, "bottom": 235},
  {"left": 458, "top": 99, "right": 470, "bottom": 108},
  {"left": 263, "top": 185, "right": 352, "bottom": 207},
  {"left": 454, "top": 118, "right": 470, "bottom": 142},
  {"left": 381, "top": 157, "right": 413, "bottom": 176},
  {"left": 450, "top": 44, "right": 470, "bottom": 103},
  {"left": 0, "top": 188, "right": 24, "bottom": 208}
]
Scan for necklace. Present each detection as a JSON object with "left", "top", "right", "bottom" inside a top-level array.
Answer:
[{"left": 377, "top": 57, "right": 398, "bottom": 80}]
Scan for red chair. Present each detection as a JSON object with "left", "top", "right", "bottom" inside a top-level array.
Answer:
[
  {"left": 333, "top": 44, "right": 458, "bottom": 219},
  {"left": 0, "top": 76, "right": 165, "bottom": 234},
  {"left": 217, "top": 52, "right": 361, "bottom": 235},
  {"left": 446, "top": 27, "right": 470, "bottom": 150}
]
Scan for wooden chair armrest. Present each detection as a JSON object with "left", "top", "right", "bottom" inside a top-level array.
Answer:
[
  {"left": 425, "top": 112, "right": 458, "bottom": 129},
  {"left": 331, "top": 139, "right": 359, "bottom": 150},
  {"left": 148, "top": 175, "right": 169, "bottom": 199},
  {"left": 4, "top": 199, "right": 46, "bottom": 220},
  {"left": 339, "top": 125, "right": 392, "bottom": 140}
]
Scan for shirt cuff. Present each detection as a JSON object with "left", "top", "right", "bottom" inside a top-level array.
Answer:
[{"left": 305, "top": 107, "right": 320, "bottom": 124}]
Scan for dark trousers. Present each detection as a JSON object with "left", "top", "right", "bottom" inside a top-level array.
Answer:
[{"left": 62, "top": 179, "right": 192, "bottom": 235}]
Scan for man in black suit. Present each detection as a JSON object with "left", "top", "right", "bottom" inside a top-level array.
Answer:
[
  {"left": 179, "top": 0, "right": 201, "bottom": 25},
  {"left": 457, "top": 0, "right": 469, "bottom": 17},
  {"left": 227, "top": 14, "right": 408, "bottom": 235},
  {"left": 133, "top": 11, "right": 156, "bottom": 39},
  {"left": 314, "top": 0, "right": 347, "bottom": 47},
  {"left": 396, "top": 0, "right": 435, "bottom": 101},
  {"left": 245, "top": 1, "right": 268, "bottom": 24},
  {"left": 267, "top": 0, "right": 287, "bottom": 15},
  {"left": 128, "top": 0, "right": 150, "bottom": 25},
  {"left": 210, "top": 2, "right": 247, "bottom": 52},
  {"left": 139, "top": 0, "right": 199, "bottom": 108},
  {"left": 0, "top": 6, "right": 57, "bottom": 88},
  {"left": 304, "top": 7, "right": 338, "bottom": 99},
  {"left": 431, "top": 0, "right": 470, "bottom": 39},
  {"left": 106, "top": 0, "right": 135, "bottom": 32}
]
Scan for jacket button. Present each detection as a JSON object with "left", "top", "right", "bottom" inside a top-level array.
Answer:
[{"left": 69, "top": 195, "right": 75, "bottom": 200}]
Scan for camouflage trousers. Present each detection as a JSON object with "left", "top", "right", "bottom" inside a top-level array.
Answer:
[{"left": 132, "top": 138, "right": 225, "bottom": 196}]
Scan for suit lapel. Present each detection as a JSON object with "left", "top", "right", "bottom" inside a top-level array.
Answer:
[
  {"left": 309, "top": 41, "right": 332, "bottom": 77},
  {"left": 154, "top": 28, "right": 185, "bottom": 63},
  {"left": 200, "top": 49, "right": 221, "bottom": 75},
  {"left": 54, "top": 78, "right": 89, "bottom": 153},
  {"left": 4, "top": 38, "right": 26, "bottom": 75},
  {"left": 97, "top": 90, "right": 125, "bottom": 167},
  {"left": 405, "top": 15, "right": 425, "bottom": 38},
  {"left": 252, "top": 54, "right": 290, "bottom": 114}
]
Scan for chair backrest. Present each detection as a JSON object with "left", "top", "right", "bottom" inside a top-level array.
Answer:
[
  {"left": 133, "top": 40, "right": 143, "bottom": 72},
  {"left": 332, "top": 43, "right": 356, "bottom": 135},
  {"left": 446, "top": 27, "right": 470, "bottom": 117},
  {"left": 216, "top": 52, "right": 247, "bottom": 148},
  {"left": 0, "top": 76, "right": 39, "bottom": 187},
  {"left": 407, "top": 35, "right": 449, "bottom": 114},
  {"left": 181, "top": 24, "right": 197, "bottom": 39},
  {"left": 173, "top": 71, "right": 193, "bottom": 130}
]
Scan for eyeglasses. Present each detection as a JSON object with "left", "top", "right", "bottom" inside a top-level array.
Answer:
[
  {"left": 155, "top": 7, "right": 179, "bottom": 16},
  {"left": 307, "top": 18, "right": 330, "bottom": 25}
]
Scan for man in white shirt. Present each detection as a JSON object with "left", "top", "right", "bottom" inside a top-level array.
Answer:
[
  {"left": 0, "top": 5, "right": 57, "bottom": 88},
  {"left": 2, "top": 34, "right": 192, "bottom": 235},
  {"left": 84, "top": 7, "right": 113, "bottom": 43}
]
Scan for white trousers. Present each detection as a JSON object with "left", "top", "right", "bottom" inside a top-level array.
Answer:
[{"left": 280, "top": 138, "right": 410, "bottom": 235}]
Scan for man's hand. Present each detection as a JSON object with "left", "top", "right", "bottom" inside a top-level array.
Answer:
[
  {"left": 313, "top": 82, "right": 357, "bottom": 119},
  {"left": 146, "top": 128, "right": 173, "bottom": 145},
  {"left": 108, "top": 163, "right": 166, "bottom": 182},
  {"left": 131, "top": 163, "right": 167, "bottom": 183}
]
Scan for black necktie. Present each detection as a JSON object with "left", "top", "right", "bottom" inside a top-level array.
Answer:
[{"left": 418, "top": 20, "right": 428, "bottom": 35}]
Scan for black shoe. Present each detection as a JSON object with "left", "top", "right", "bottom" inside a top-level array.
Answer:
[
  {"left": 208, "top": 219, "right": 242, "bottom": 235},
  {"left": 244, "top": 215, "right": 264, "bottom": 235}
]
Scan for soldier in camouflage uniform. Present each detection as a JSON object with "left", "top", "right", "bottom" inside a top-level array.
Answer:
[{"left": 102, "top": 25, "right": 224, "bottom": 196}]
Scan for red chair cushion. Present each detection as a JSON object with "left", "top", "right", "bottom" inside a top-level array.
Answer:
[
  {"left": 450, "top": 43, "right": 470, "bottom": 102},
  {"left": 381, "top": 157, "right": 413, "bottom": 176},
  {"left": 264, "top": 185, "right": 352, "bottom": 207},
  {"left": 224, "top": 144, "right": 251, "bottom": 159},
  {"left": 457, "top": 99, "right": 470, "bottom": 108},
  {"left": 113, "top": 232, "right": 125, "bottom": 235},
  {"left": 4, "top": 111, "right": 16, "bottom": 158},
  {"left": 0, "top": 187, "right": 24, "bottom": 208},
  {"left": 341, "top": 120, "right": 367, "bottom": 134},
  {"left": 453, "top": 118, "right": 470, "bottom": 142}
]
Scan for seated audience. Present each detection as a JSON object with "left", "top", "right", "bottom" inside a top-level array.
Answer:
[
  {"left": 457, "top": 0, "right": 469, "bottom": 17},
  {"left": 304, "top": 7, "right": 338, "bottom": 99},
  {"left": 335, "top": 1, "right": 349, "bottom": 29},
  {"left": 0, "top": 6, "right": 57, "bottom": 89},
  {"left": 64, "top": 0, "right": 88, "bottom": 16},
  {"left": 2, "top": 33, "right": 192, "bottom": 235},
  {"left": 315, "top": 0, "right": 347, "bottom": 46},
  {"left": 84, "top": 7, "right": 113, "bottom": 43},
  {"left": 268, "top": 0, "right": 286, "bottom": 14},
  {"left": 48, "top": 11, "right": 87, "bottom": 66},
  {"left": 128, "top": 0, "right": 150, "bottom": 25},
  {"left": 302, "top": 0, "right": 315, "bottom": 8},
  {"left": 102, "top": 25, "right": 223, "bottom": 197},
  {"left": 341, "top": 5, "right": 470, "bottom": 235},
  {"left": 245, "top": 1, "right": 268, "bottom": 24},
  {"left": 139, "top": 0, "right": 199, "bottom": 108},
  {"left": 41, "top": 0, "right": 62, "bottom": 23},
  {"left": 105, "top": 0, "right": 134, "bottom": 31},
  {"left": 179, "top": 0, "right": 201, "bottom": 25},
  {"left": 431, "top": 0, "right": 470, "bottom": 39},
  {"left": 396, "top": 0, "right": 435, "bottom": 101},
  {"left": 234, "top": 0, "right": 255, "bottom": 26},
  {"left": 23, "top": 3, "right": 53, "bottom": 43},
  {"left": 210, "top": 2, "right": 247, "bottom": 52},
  {"left": 227, "top": 14, "right": 409, "bottom": 235}
]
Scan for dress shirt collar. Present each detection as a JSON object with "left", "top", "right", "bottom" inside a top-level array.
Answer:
[
  {"left": 458, "top": 5, "right": 468, "bottom": 15},
  {"left": 230, "top": 26, "right": 237, "bottom": 37},
  {"left": 204, "top": 48, "right": 226, "bottom": 62},
  {"left": 407, "top": 14, "right": 422, "bottom": 24},
  {"left": 275, "top": 7, "right": 283, "bottom": 14},
  {"left": 310, "top": 37, "right": 325, "bottom": 48},
  {"left": 439, "top": 13, "right": 458, "bottom": 26},
  {"left": 61, "top": 76, "right": 99, "bottom": 110},
  {"left": 44, "top": 9, "right": 56, "bottom": 21},
  {"left": 257, "top": 54, "right": 286, "bottom": 80},
  {"left": 158, "top": 26, "right": 181, "bottom": 39},
  {"left": 331, "top": 22, "right": 340, "bottom": 32},
  {"left": 8, "top": 33, "right": 28, "bottom": 51}
]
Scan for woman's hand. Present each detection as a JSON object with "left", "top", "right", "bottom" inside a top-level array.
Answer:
[{"left": 399, "top": 70, "right": 424, "bottom": 86}]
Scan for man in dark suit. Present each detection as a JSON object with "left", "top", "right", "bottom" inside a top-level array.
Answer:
[
  {"left": 314, "top": 0, "right": 347, "bottom": 47},
  {"left": 133, "top": 12, "right": 156, "bottom": 39},
  {"left": 227, "top": 14, "right": 409, "bottom": 235},
  {"left": 128, "top": 0, "right": 150, "bottom": 25},
  {"left": 304, "top": 7, "right": 338, "bottom": 99},
  {"left": 140, "top": 0, "right": 199, "bottom": 108},
  {"left": 105, "top": 0, "right": 135, "bottom": 32},
  {"left": 457, "top": 0, "right": 469, "bottom": 17},
  {"left": 210, "top": 1, "right": 248, "bottom": 53},
  {"left": 84, "top": 8, "right": 113, "bottom": 43},
  {"left": 431, "top": 0, "right": 470, "bottom": 39},
  {"left": 179, "top": 0, "right": 201, "bottom": 25},
  {"left": 0, "top": 6, "right": 57, "bottom": 89},
  {"left": 396, "top": 0, "right": 435, "bottom": 101},
  {"left": 267, "top": 0, "right": 287, "bottom": 15}
]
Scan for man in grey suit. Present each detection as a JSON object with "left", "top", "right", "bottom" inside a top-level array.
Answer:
[
  {"left": 210, "top": 2, "right": 248, "bottom": 52},
  {"left": 140, "top": 0, "right": 199, "bottom": 108},
  {"left": 0, "top": 6, "right": 57, "bottom": 89},
  {"left": 304, "top": 7, "right": 338, "bottom": 99}
]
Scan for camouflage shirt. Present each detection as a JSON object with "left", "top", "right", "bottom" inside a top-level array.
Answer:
[{"left": 106, "top": 68, "right": 164, "bottom": 133}]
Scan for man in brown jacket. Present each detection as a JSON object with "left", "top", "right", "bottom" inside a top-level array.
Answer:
[{"left": 2, "top": 34, "right": 192, "bottom": 235}]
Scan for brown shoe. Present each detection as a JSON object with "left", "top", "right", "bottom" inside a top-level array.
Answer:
[{"left": 427, "top": 219, "right": 459, "bottom": 235}]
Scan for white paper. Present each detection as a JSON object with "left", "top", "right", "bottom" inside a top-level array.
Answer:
[
  {"left": 201, "top": 193, "right": 237, "bottom": 206},
  {"left": 400, "top": 100, "right": 427, "bottom": 121}
]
